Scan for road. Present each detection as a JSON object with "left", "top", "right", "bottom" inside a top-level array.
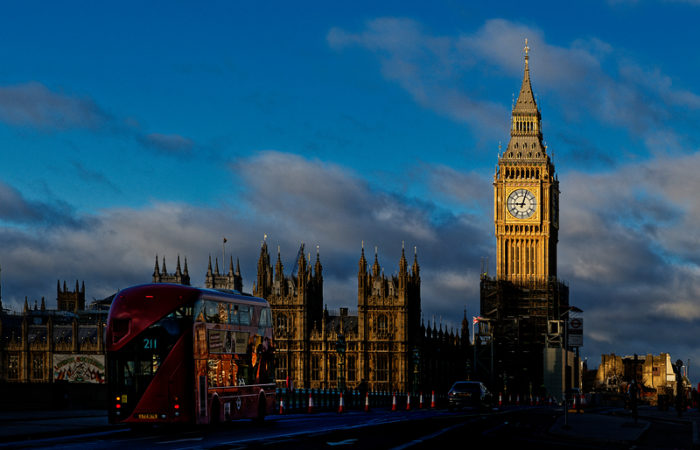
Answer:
[{"left": 2, "top": 406, "right": 696, "bottom": 449}]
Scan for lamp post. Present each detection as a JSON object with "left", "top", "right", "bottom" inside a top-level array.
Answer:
[
  {"left": 336, "top": 332, "right": 346, "bottom": 392},
  {"left": 412, "top": 347, "right": 420, "bottom": 396},
  {"left": 560, "top": 305, "right": 583, "bottom": 429}
]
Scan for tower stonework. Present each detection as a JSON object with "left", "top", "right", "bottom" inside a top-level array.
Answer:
[
  {"left": 254, "top": 241, "right": 323, "bottom": 387},
  {"left": 205, "top": 255, "right": 243, "bottom": 291},
  {"left": 152, "top": 255, "right": 191, "bottom": 286},
  {"left": 494, "top": 40, "right": 559, "bottom": 283},
  {"left": 57, "top": 280, "right": 85, "bottom": 312},
  {"left": 479, "top": 41, "right": 570, "bottom": 397}
]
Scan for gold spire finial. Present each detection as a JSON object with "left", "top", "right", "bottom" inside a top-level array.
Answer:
[{"left": 524, "top": 38, "right": 530, "bottom": 58}]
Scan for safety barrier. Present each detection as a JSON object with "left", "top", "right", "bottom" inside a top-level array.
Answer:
[{"left": 275, "top": 388, "right": 447, "bottom": 414}]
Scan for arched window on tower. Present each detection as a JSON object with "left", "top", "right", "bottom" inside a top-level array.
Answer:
[
  {"left": 277, "top": 314, "right": 288, "bottom": 336},
  {"left": 377, "top": 314, "right": 388, "bottom": 335}
]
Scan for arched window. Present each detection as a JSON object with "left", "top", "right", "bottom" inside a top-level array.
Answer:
[
  {"left": 377, "top": 314, "right": 388, "bottom": 334},
  {"left": 277, "top": 314, "right": 288, "bottom": 335}
]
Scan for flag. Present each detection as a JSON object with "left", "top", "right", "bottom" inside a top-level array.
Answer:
[{"left": 473, "top": 316, "right": 481, "bottom": 325}]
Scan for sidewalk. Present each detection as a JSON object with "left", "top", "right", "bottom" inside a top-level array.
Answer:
[{"left": 550, "top": 405, "right": 700, "bottom": 447}]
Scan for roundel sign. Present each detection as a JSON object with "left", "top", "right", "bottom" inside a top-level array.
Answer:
[{"left": 568, "top": 317, "right": 583, "bottom": 347}]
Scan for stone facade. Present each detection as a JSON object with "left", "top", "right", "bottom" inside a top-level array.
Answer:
[
  {"left": 595, "top": 353, "right": 677, "bottom": 394},
  {"left": 152, "top": 254, "right": 243, "bottom": 291},
  {"left": 253, "top": 241, "right": 469, "bottom": 393},
  {"left": 0, "top": 281, "right": 107, "bottom": 384}
]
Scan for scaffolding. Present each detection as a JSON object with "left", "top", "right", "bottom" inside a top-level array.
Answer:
[{"left": 476, "top": 275, "right": 569, "bottom": 396}]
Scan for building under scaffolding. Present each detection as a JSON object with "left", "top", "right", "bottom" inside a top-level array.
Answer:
[{"left": 476, "top": 275, "right": 570, "bottom": 397}]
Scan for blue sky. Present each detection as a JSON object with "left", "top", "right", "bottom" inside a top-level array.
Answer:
[{"left": 2, "top": 0, "right": 700, "bottom": 371}]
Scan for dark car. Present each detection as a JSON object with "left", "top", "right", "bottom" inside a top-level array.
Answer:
[{"left": 447, "top": 381, "right": 493, "bottom": 411}]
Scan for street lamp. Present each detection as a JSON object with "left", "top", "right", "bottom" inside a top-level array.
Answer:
[
  {"left": 336, "top": 332, "right": 346, "bottom": 392},
  {"left": 412, "top": 348, "right": 420, "bottom": 395},
  {"left": 560, "top": 305, "right": 582, "bottom": 429}
]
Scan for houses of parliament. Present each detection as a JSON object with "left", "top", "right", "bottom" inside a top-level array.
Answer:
[{"left": 151, "top": 244, "right": 470, "bottom": 393}]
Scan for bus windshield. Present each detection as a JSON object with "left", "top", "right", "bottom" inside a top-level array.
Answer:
[{"left": 109, "top": 304, "right": 192, "bottom": 420}]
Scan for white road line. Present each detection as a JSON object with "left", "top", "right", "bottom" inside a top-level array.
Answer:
[{"left": 156, "top": 437, "right": 204, "bottom": 444}]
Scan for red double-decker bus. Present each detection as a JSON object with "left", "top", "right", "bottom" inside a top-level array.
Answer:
[{"left": 106, "top": 283, "right": 276, "bottom": 424}]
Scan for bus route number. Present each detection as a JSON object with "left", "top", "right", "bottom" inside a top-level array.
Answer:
[{"left": 143, "top": 338, "right": 157, "bottom": 350}]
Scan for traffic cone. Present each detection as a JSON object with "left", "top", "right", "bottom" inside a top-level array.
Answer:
[
  {"left": 516, "top": 394, "right": 520, "bottom": 406},
  {"left": 279, "top": 398, "right": 285, "bottom": 415},
  {"left": 430, "top": 391, "right": 436, "bottom": 408},
  {"left": 392, "top": 392, "right": 397, "bottom": 412},
  {"left": 308, "top": 391, "right": 314, "bottom": 414},
  {"left": 406, "top": 394, "right": 411, "bottom": 411},
  {"left": 338, "top": 392, "right": 344, "bottom": 413},
  {"left": 364, "top": 391, "right": 370, "bottom": 412},
  {"left": 509, "top": 393, "right": 512, "bottom": 405},
  {"left": 498, "top": 393, "right": 503, "bottom": 408},
  {"left": 419, "top": 392, "right": 424, "bottom": 409}
]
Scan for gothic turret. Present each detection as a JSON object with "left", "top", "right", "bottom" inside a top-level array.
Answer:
[{"left": 153, "top": 254, "right": 191, "bottom": 285}]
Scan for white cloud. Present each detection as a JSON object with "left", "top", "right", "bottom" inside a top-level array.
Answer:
[{"left": 328, "top": 17, "right": 700, "bottom": 156}]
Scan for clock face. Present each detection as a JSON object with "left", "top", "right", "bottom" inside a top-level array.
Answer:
[{"left": 507, "top": 189, "right": 536, "bottom": 219}]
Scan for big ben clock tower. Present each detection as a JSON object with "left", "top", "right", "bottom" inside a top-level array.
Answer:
[
  {"left": 494, "top": 39, "right": 559, "bottom": 283},
  {"left": 478, "top": 40, "right": 570, "bottom": 397}
]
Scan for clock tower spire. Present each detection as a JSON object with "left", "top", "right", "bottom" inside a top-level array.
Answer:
[{"left": 494, "top": 39, "right": 559, "bottom": 283}]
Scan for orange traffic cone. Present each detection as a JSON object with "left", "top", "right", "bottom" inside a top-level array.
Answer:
[
  {"left": 392, "top": 392, "right": 397, "bottom": 412},
  {"left": 338, "top": 392, "right": 344, "bottom": 413},
  {"left": 498, "top": 393, "right": 503, "bottom": 408},
  {"left": 308, "top": 391, "right": 314, "bottom": 414},
  {"left": 279, "top": 398, "right": 285, "bottom": 415},
  {"left": 430, "top": 390, "right": 436, "bottom": 408},
  {"left": 364, "top": 391, "right": 370, "bottom": 412},
  {"left": 406, "top": 394, "right": 411, "bottom": 411}
]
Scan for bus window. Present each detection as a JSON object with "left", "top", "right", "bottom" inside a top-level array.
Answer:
[
  {"left": 238, "top": 305, "right": 250, "bottom": 325},
  {"left": 259, "top": 307, "right": 272, "bottom": 327},
  {"left": 206, "top": 301, "right": 220, "bottom": 323},
  {"left": 229, "top": 305, "right": 239, "bottom": 325}
]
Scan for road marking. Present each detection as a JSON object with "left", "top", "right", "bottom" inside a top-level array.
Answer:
[
  {"left": 327, "top": 438, "right": 358, "bottom": 446},
  {"left": 156, "top": 437, "right": 204, "bottom": 444}
]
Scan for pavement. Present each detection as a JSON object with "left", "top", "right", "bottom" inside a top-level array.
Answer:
[
  {"left": 550, "top": 405, "right": 700, "bottom": 448},
  {"left": 0, "top": 405, "right": 699, "bottom": 447}
]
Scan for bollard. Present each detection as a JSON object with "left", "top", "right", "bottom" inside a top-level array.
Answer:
[
  {"left": 279, "top": 398, "right": 285, "bottom": 415},
  {"left": 392, "top": 392, "right": 397, "bottom": 412},
  {"left": 406, "top": 393, "right": 411, "bottom": 411},
  {"left": 431, "top": 390, "right": 436, "bottom": 408},
  {"left": 419, "top": 392, "right": 424, "bottom": 409},
  {"left": 308, "top": 390, "right": 314, "bottom": 414},
  {"left": 338, "top": 392, "right": 344, "bottom": 413},
  {"left": 365, "top": 391, "right": 370, "bottom": 412}
]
